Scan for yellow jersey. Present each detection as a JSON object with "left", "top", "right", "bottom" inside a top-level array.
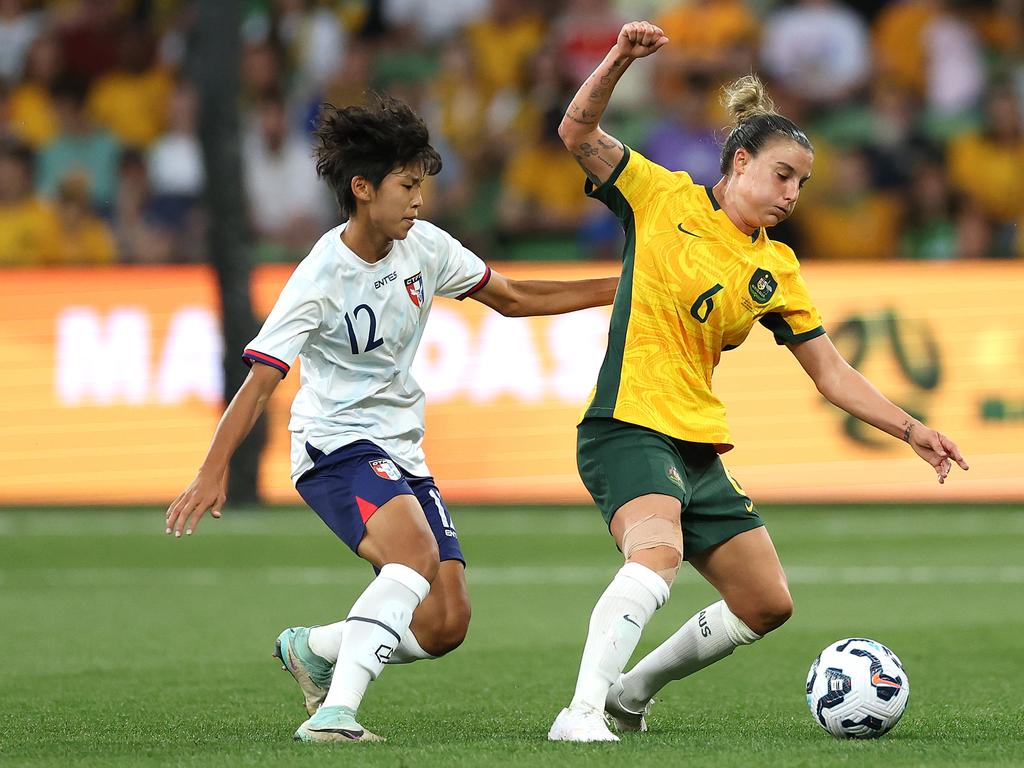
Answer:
[
  {"left": 584, "top": 147, "right": 825, "bottom": 451},
  {"left": 0, "top": 199, "right": 61, "bottom": 266}
]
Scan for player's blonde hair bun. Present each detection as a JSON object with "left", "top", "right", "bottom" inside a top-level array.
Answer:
[
  {"left": 721, "top": 74, "right": 776, "bottom": 127},
  {"left": 716, "top": 73, "right": 811, "bottom": 176}
]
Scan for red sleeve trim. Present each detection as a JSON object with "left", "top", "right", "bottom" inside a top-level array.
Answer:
[
  {"left": 456, "top": 265, "right": 492, "bottom": 300},
  {"left": 242, "top": 349, "right": 290, "bottom": 377}
]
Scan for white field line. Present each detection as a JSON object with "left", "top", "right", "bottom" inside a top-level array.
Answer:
[
  {"left": 0, "top": 515, "right": 603, "bottom": 537},
  {"left": 0, "top": 564, "right": 1022, "bottom": 588},
  {"left": 1, "top": 512, "right": 1023, "bottom": 538}
]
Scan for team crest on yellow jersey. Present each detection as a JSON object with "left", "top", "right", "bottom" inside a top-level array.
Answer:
[{"left": 748, "top": 268, "right": 778, "bottom": 304}]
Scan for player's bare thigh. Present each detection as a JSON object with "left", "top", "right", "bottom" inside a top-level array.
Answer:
[
  {"left": 689, "top": 526, "right": 793, "bottom": 635},
  {"left": 610, "top": 493, "right": 683, "bottom": 577},
  {"left": 357, "top": 493, "right": 440, "bottom": 581}
]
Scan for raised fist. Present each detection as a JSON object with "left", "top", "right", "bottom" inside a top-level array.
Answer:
[{"left": 616, "top": 21, "right": 669, "bottom": 60}]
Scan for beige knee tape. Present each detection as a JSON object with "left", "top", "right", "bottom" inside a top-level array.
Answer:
[{"left": 621, "top": 514, "right": 683, "bottom": 585}]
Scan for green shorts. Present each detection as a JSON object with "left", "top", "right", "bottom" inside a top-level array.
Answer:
[{"left": 577, "top": 417, "right": 765, "bottom": 560}]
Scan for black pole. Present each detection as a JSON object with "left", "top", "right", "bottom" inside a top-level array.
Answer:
[{"left": 195, "top": 0, "right": 265, "bottom": 504}]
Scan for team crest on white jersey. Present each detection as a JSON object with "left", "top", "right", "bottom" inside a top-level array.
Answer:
[
  {"left": 369, "top": 458, "right": 402, "bottom": 481},
  {"left": 404, "top": 272, "right": 425, "bottom": 307}
]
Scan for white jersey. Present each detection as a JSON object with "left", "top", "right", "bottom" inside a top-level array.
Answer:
[{"left": 243, "top": 220, "right": 491, "bottom": 482}]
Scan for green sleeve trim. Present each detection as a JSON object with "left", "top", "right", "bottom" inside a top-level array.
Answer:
[
  {"left": 584, "top": 146, "right": 632, "bottom": 223},
  {"left": 579, "top": 145, "right": 637, "bottom": 414},
  {"left": 789, "top": 325, "right": 826, "bottom": 344},
  {"left": 759, "top": 313, "right": 826, "bottom": 346},
  {"left": 585, "top": 145, "right": 630, "bottom": 195}
]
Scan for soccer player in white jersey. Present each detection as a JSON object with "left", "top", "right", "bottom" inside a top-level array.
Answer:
[{"left": 164, "top": 94, "right": 618, "bottom": 743}]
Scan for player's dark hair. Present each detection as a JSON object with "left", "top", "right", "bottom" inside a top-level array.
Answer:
[
  {"left": 719, "top": 75, "right": 813, "bottom": 175},
  {"left": 313, "top": 93, "right": 442, "bottom": 219}
]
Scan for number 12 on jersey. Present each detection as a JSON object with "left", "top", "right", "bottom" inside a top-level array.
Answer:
[{"left": 344, "top": 304, "right": 384, "bottom": 354}]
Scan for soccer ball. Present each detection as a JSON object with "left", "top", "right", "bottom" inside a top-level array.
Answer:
[{"left": 806, "top": 637, "right": 910, "bottom": 739}]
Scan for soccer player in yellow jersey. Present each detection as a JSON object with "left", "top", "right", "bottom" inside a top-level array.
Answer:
[{"left": 548, "top": 21, "right": 970, "bottom": 742}]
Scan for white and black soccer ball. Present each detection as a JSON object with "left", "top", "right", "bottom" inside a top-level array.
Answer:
[{"left": 806, "top": 637, "right": 910, "bottom": 739}]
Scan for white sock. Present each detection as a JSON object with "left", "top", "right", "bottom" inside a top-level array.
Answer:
[
  {"left": 307, "top": 621, "right": 345, "bottom": 662},
  {"left": 617, "top": 599, "right": 761, "bottom": 712},
  {"left": 322, "top": 563, "right": 431, "bottom": 712},
  {"left": 309, "top": 622, "right": 435, "bottom": 665},
  {"left": 388, "top": 628, "right": 436, "bottom": 664},
  {"left": 569, "top": 562, "right": 670, "bottom": 712}
]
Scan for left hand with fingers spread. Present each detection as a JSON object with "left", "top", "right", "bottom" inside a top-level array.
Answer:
[
  {"left": 165, "top": 468, "right": 227, "bottom": 538},
  {"left": 162, "top": 363, "right": 283, "bottom": 539},
  {"left": 904, "top": 421, "right": 970, "bottom": 484}
]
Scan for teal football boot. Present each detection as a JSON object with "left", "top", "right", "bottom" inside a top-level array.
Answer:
[
  {"left": 273, "top": 626, "right": 334, "bottom": 715},
  {"left": 293, "top": 705, "right": 383, "bottom": 743}
]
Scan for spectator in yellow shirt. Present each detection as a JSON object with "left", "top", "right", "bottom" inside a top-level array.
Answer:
[
  {"left": 7, "top": 35, "right": 61, "bottom": 148},
  {"left": 51, "top": 174, "right": 117, "bottom": 265},
  {"left": 796, "top": 146, "right": 901, "bottom": 260},
  {"left": 497, "top": 108, "right": 597, "bottom": 238},
  {"left": 429, "top": 38, "right": 489, "bottom": 167},
  {"left": 872, "top": 0, "right": 938, "bottom": 96},
  {"left": 87, "top": 25, "right": 173, "bottom": 148},
  {"left": 464, "top": 0, "right": 545, "bottom": 102},
  {"left": 0, "top": 139, "right": 61, "bottom": 266},
  {"left": 947, "top": 83, "right": 1024, "bottom": 256},
  {"left": 946, "top": 82, "right": 1019, "bottom": 259},
  {"left": 656, "top": 0, "right": 759, "bottom": 76},
  {"left": 653, "top": 0, "right": 759, "bottom": 103}
]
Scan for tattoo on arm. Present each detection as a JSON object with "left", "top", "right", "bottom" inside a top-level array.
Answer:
[
  {"left": 589, "top": 58, "right": 626, "bottom": 102},
  {"left": 563, "top": 54, "right": 628, "bottom": 182},
  {"left": 572, "top": 154, "right": 601, "bottom": 185},
  {"left": 902, "top": 420, "right": 915, "bottom": 442},
  {"left": 566, "top": 104, "right": 599, "bottom": 126},
  {"left": 578, "top": 142, "right": 614, "bottom": 169}
]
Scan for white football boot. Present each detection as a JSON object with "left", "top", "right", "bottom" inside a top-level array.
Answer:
[
  {"left": 547, "top": 705, "right": 619, "bottom": 742},
  {"left": 604, "top": 678, "right": 651, "bottom": 732}
]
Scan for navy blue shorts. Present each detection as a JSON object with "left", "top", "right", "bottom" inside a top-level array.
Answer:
[{"left": 295, "top": 440, "right": 464, "bottom": 565}]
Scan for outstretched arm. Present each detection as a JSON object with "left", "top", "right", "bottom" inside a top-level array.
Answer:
[
  {"left": 558, "top": 20, "right": 668, "bottom": 185},
  {"left": 165, "top": 363, "right": 283, "bottom": 537},
  {"left": 788, "top": 334, "right": 969, "bottom": 483},
  {"left": 470, "top": 269, "right": 618, "bottom": 317}
]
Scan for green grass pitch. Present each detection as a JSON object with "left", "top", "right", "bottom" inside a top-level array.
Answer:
[{"left": 1, "top": 504, "right": 1022, "bottom": 767}]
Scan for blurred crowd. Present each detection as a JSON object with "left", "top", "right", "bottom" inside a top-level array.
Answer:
[{"left": 1, "top": 0, "right": 1022, "bottom": 267}]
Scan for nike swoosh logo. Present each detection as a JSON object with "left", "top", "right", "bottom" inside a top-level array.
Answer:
[
  {"left": 677, "top": 224, "right": 702, "bottom": 237},
  {"left": 312, "top": 727, "right": 365, "bottom": 739},
  {"left": 623, "top": 614, "right": 640, "bottom": 628},
  {"left": 744, "top": 500, "right": 754, "bottom": 513},
  {"left": 871, "top": 672, "right": 902, "bottom": 688}
]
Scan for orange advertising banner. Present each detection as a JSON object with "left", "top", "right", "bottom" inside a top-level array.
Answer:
[{"left": 1, "top": 262, "right": 1022, "bottom": 505}]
